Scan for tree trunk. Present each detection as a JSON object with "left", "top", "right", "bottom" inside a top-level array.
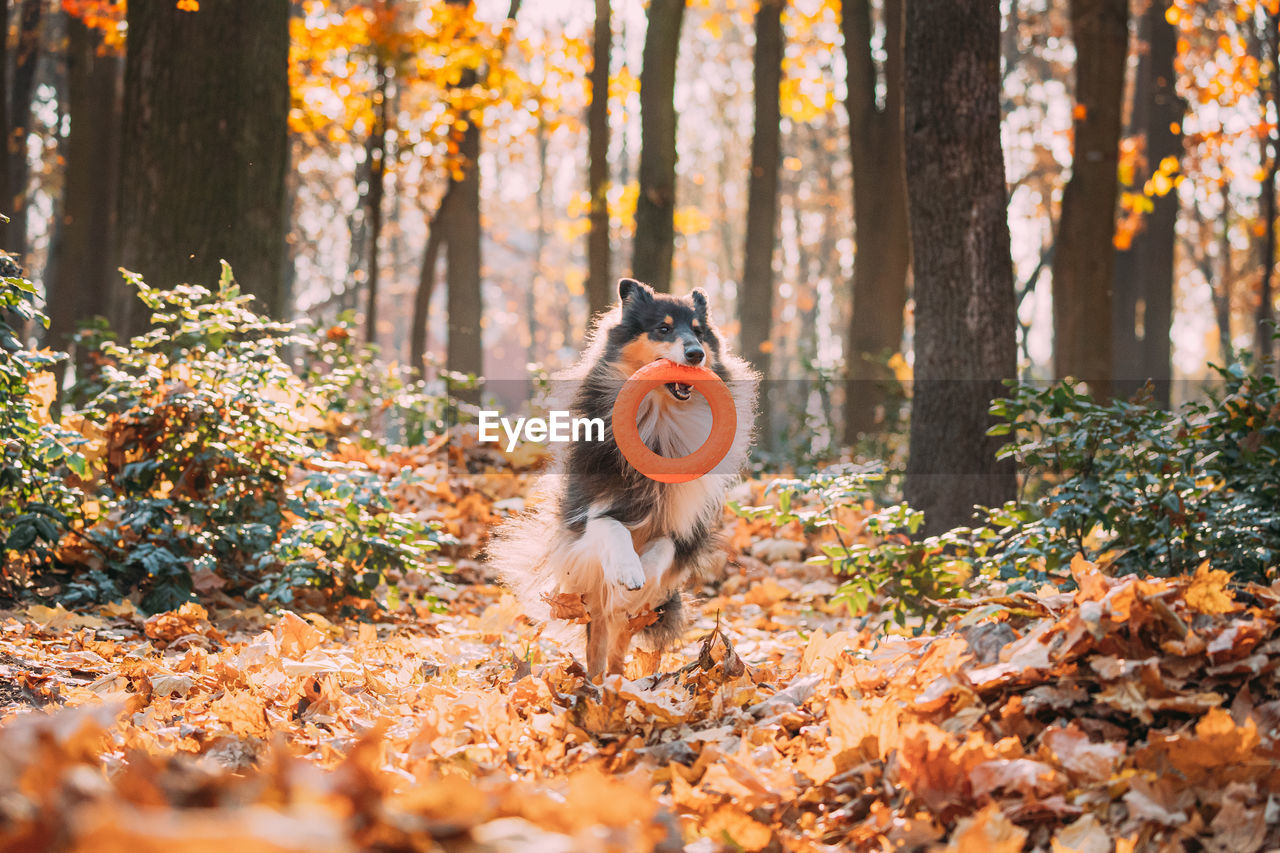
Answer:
[
  {"left": 1215, "top": 180, "right": 1233, "bottom": 365},
  {"left": 586, "top": 0, "right": 611, "bottom": 316},
  {"left": 529, "top": 115, "right": 549, "bottom": 368},
  {"left": 1258, "top": 8, "right": 1280, "bottom": 370},
  {"left": 631, "top": 0, "right": 685, "bottom": 292},
  {"left": 903, "top": 0, "right": 1017, "bottom": 535},
  {"left": 0, "top": 1, "right": 9, "bottom": 251},
  {"left": 364, "top": 56, "right": 388, "bottom": 346},
  {"left": 117, "top": 0, "right": 290, "bottom": 331},
  {"left": 408, "top": 186, "right": 449, "bottom": 374},
  {"left": 6, "top": 0, "right": 42, "bottom": 262},
  {"left": 1112, "top": 0, "right": 1182, "bottom": 404},
  {"left": 1051, "top": 0, "right": 1128, "bottom": 399},
  {"left": 444, "top": 119, "right": 482, "bottom": 400},
  {"left": 740, "top": 0, "right": 782, "bottom": 379},
  {"left": 48, "top": 14, "right": 122, "bottom": 364},
  {"left": 842, "top": 0, "right": 910, "bottom": 443},
  {"left": 413, "top": 0, "right": 520, "bottom": 383}
]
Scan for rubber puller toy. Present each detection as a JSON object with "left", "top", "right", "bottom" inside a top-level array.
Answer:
[{"left": 610, "top": 358, "right": 737, "bottom": 484}]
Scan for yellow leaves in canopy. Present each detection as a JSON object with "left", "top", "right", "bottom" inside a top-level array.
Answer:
[
  {"left": 779, "top": 77, "right": 833, "bottom": 124},
  {"left": 61, "top": 0, "right": 126, "bottom": 51},
  {"left": 609, "top": 66, "right": 641, "bottom": 101},
  {"left": 291, "top": 0, "right": 527, "bottom": 158},
  {"left": 674, "top": 206, "right": 713, "bottom": 235},
  {"left": 1143, "top": 154, "right": 1183, "bottom": 198},
  {"left": 1120, "top": 191, "right": 1155, "bottom": 217}
]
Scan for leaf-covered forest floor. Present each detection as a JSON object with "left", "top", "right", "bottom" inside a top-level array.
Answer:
[{"left": 2, "top": 441, "right": 1279, "bottom": 852}]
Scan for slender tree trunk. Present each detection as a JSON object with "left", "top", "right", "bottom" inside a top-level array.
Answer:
[
  {"left": 409, "top": 187, "right": 449, "bottom": 374},
  {"left": 1258, "top": 8, "right": 1280, "bottom": 370},
  {"left": 48, "top": 15, "right": 122, "bottom": 364},
  {"left": 586, "top": 0, "right": 611, "bottom": 316},
  {"left": 632, "top": 0, "right": 685, "bottom": 292},
  {"left": 1052, "top": 0, "right": 1128, "bottom": 399},
  {"left": 529, "top": 115, "right": 548, "bottom": 366},
  {"left": 364, "top": 57, "right": 388, "bottom": 346},
  {"left": 740, "top": 0, "right": 782, "bottom": 379},
  {"left": 1112, "top": 0, "right": 1182, "bottom": 404},
  {"left": 7, "top": 0, "right": 42, "bottom": 263},
  {"left": 414, "top": 0, "right": 520, "bottom": 382},
  {"left": 842, "top": 0, "right": 910, "bottom": 442},
  {"left": 445, "top": 120, "right": 482, "bottom": 399},
  {"left": 1215, "top": 180, "right": 1233, "bottom": 365},
  {"left": 903, "top": 0, "right": 1017, "bottom": 534},
  {"left": 117, "top": 0, "right": 290, "bottom": 330}
]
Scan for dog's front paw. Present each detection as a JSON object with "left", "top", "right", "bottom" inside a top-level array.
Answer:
[{"left": 603, "top": 550, "right": 646, "bottom": 590}]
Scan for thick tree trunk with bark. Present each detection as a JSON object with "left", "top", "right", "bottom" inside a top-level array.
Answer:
[
  {"left": 48, "top": 16, "right": 122, "bottom": 361},
  {"left": 842, "top": 0, "right": 910, "bottom": 443},
  {"left": 1259, "top": 8, "right": 1280, "bottom": 370},
  {"left": 117, "top": 0, "right": 290, "bottom": 330},
  {"left": 1052, "top": 0, "right": 1128, "bottom": 399},
  {"left": 903, "top": 0, "right": 1017, "bottom": 535},
  {"left": 6, "top": 0, "right": 42, "bottom": 261},
  {"left": 1112, "top": 0, "right": 1182, "bottom": 404},
  {"left": 586, "top": 0, "right": 611, "bottom": 316},
  {"left": 0, "top": 1, "right": 9, "bottom": 249},
  {"left": 740, "top": 0, "right": 782, "bottom": 379},
  {"left": 632, "top": 0, "right": 685, "bottom": 293}
]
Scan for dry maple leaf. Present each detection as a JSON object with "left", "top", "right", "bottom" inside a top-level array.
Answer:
[
  {"left": 1185, "top": 560, "right": 1238, "bottom": 614},
  {"left": 626, "top": 607, "right": 660, "bottom": 633},
  {"left": 143, "top": 602, "right": 213, "bottom": 644},
  {"left": 541, "top": 592, "right": 590, "bottom": 623},
  {"left": 943, "top": 802, "right": 1027, "bottom": 852},
  {"left": 702, "top": 804, "right": 772, "bottom": 852}
]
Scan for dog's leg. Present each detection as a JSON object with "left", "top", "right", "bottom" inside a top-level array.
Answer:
[
  {"left": 606, "top": 613, "right": 636, "bottom": 676},
  {"left": 585, "top": 616, "right": 609, "bottom": 680},
  {"left": 602, "top": 538, "right": 676, "bottom": 677},
  {"left": 584, "top": 515, "right": 646, "bottom": 590}
]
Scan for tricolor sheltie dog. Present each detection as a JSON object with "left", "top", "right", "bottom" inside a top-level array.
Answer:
[{"left": 491, "top": 278, "right": 758, "bottom": 678}]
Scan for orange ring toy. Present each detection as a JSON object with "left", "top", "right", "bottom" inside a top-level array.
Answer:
[{"left": 611, "top": 358, "right": 737, "bottom": 484}]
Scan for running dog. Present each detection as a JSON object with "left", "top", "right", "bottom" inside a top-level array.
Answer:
[{"left": 490, "top": 278, "right": 758, "bottom": 678}]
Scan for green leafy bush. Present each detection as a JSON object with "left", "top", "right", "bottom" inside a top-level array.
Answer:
[
  {"left": 0, "top": 265, "right": 88, "bottom": 586},
  {"left": 2, "top": 264, "right": 444, "bottom": 613},
  {"left": 992, "top": 365, "right": 1280, "bottom": 581},
  {"left": 733, "top": 469, "right": 990, "bottom": 631},
  {"left": 743, "top": 361, "right": 1279, "bottom": 631},
  {"left": 294, "top": 314, "right": 453, "bottom": 448}
]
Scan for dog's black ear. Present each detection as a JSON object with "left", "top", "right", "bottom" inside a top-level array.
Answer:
[
  {"left": 618, "top": 278, "right": 653, "bottom": 305},
  {"left": 690, "top": 288, "right": 708, "bottom": 315}
]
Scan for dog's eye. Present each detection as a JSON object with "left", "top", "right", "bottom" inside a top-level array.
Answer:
[{"left": 657, "top": 323, "right": 672, "bottom": 335}]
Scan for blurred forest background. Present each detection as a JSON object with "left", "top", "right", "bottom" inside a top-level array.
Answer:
[{"left": 3, "top": 0, "right": 1279, "bottom": 455}]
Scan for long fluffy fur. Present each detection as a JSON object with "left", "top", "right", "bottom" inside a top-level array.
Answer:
[{"left": 489, "top": 279, "right": 758, "bottom": 675}]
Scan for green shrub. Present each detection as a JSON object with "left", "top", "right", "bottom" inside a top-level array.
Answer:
[
  {"left": 0, "top": 267, "right": 88, "bottom": 588},
  {"left": 743, "top": 360, "right": 1279, "bottom": 631},
  {"left": 991, "top": 365, "right": 1280, "bottom": 581},
  {"left": 293, "top": 314, "right": 453, "bottom": 448},
  {"left": 733, "top": 469, "right": 989, "bottom": 631},
  {"left": 5, "top": 264, "right": 445, "bottom": 613}
]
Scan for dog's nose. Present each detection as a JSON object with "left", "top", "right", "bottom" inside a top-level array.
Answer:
[{"left": 684, "top": 346, "right": 705, "bottom": 365}]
